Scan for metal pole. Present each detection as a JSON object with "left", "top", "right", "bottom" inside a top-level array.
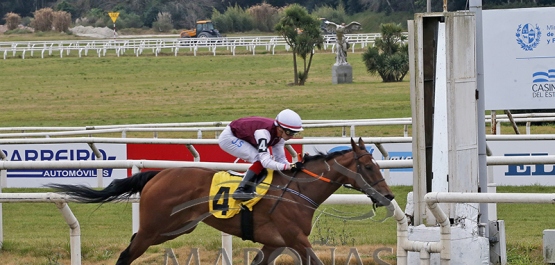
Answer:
[{"left": 469, "top": 0, "right": 489, "bottom": 237}]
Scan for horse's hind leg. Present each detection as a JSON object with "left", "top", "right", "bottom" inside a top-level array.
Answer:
[
  {"left": 115, "top": 231, "right": 157, "bottom": 265},
  {"left": 115, "top": 233, "right": 136, "bottom": 265},
  {"left": 253, "top": 245, "right": 281, "bottom": 265}
]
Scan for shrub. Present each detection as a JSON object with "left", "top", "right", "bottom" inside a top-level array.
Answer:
[
  {"left": 119, "top": 13, "right": 143, "bottom": 29},
  {"left": 362, "top": 23, "right": 409, "bottom": 82},
  {"left": 4, "top": 12, "right": 22, "bottom": 30},
  {"left": 75, "top": 8, "right": 105, "bottom": 27},
  {"left": 52, "top": 11, "right": 72, "bottom": 32},
  {"left": 21, "top": 16, "right": 32, "bottom": 26},
  {"left": 211, "top": 9, "right": 232, "bottom": 33},
  {"left": 94, "top": 19, "right": 108, "bottom": 28},
  {"left": 32, "top": 8, "right": 54, "bottom": 32},
  {"left": 152, "top": 12, "right": 173, "bottom": 32},
  {"left": 311, "top": 5, "right": 347, "bottom": 24},
  {"left": 247, "top": 3, "right": 280, "bottom": 32},
  {"left": 211, "top": 4, "right": 253, "bottom": 33}
]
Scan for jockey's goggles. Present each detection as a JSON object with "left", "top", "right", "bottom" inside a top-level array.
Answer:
[{"left": 281, "top": 126, "right": 299, "bottom": 136}]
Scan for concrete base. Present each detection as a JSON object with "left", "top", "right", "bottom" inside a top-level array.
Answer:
[
  {"left": 332, "top": 64, "right": 352, "bottom": 84},
  {"left": 406, "top": 224, "right": 490, "bottom": 264}
]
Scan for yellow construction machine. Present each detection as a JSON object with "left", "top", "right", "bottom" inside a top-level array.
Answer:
[{"left": 180, "top": 20, "right": 221, "bottom": 38}]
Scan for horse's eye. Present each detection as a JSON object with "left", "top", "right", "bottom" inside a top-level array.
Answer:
[{"left": 365, "top": 164, "right": 373, "bottom": 170}]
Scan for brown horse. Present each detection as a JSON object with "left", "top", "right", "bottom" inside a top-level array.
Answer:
[{"left": 47, "top": 137, "right": 394, "bottom": 265}]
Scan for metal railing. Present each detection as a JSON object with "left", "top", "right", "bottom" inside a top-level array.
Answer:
[{"left": 0, "top": 33, "right": 381, "bottom": 59}]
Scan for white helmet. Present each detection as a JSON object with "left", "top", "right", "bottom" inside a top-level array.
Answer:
[{"left": 275, "top": 109, "right": 303, "bottom": 132}]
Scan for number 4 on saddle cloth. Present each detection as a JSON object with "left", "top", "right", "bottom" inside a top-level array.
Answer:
[{"left": 209, "top": 169, "right": 274, "bottom": 219}]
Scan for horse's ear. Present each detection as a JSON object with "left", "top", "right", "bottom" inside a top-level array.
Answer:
[
  {"left": 358, "top": 137, "right": 366, "bottom": 150},
  {"left": 350, "top": 137, "right": 358, "bottom": 151}
]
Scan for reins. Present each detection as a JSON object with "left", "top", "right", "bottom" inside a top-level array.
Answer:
[
  {"left": 268, "top": 150, "right": 384, "bottom": 214},
  {"left": 301, "top": 152, "right": 385, "bottom": 188}
]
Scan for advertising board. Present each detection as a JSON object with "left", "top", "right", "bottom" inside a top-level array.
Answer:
[
  {"left": 1, "top": 143, "right": 127, "bottom": 187},
  {"left": 483, "top": 7, "right": 555, "bottom": 110},
  {"left": 488, "top": 140, "right": 555, "bottom": 185}
]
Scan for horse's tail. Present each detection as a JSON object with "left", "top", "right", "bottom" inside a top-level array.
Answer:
[{"left": 45, "top": 171, "right": 160, "bottom": 203}]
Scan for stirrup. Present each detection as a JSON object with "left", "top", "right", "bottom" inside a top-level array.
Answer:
[{"left": 232, "top": 188, "right": 257, "bottom": 201}]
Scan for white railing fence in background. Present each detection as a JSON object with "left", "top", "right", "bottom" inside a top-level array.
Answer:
[
  {"left": 1, "top": 113, "right": 553, "bottom": 138},
  {"left": 0, "top": 33, "right": 380, "bottom": 60}
]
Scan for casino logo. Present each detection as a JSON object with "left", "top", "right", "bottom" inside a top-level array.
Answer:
[{"left": 515, "top": 23, "right": 541, "bottom": 51}]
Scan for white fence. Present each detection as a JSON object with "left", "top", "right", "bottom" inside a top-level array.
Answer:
[
  {"left": 0, "top": 112, "right": 553, "bottom": 138},
  {"left": 0, "top": 188, "right": 373, "bottom": 265},
  {"left": 0, "top": 33, "right": 379, "bottom": 59}
]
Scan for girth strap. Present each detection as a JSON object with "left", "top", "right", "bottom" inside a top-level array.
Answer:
[{"left": 240, "top": 205, "right": 255, "bottom": 242}]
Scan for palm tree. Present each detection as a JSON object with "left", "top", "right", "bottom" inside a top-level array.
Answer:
[
  {"left": 274, "top": 4, "right": 323, "bottom": 86},
  {"left": 362, "top": 23, "right": 408, "bottom": 82}
]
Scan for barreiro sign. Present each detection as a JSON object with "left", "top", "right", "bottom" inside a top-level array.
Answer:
[
  {"left": 483, "top": 7, "right": 555, "bottom": 110},
  {"left": 2, "top": 144, "right": 127, "bottom": 187}
]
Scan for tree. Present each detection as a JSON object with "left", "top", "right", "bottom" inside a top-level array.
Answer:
[
  {"left": 362, "top": 23, "right": 408, "bottom": 82},
  {"left": 274, "top": 4, "right": 323, "bottom": 86}
]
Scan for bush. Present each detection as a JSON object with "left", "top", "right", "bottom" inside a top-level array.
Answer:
[
  {"left": 52, "top": 11, "right": 71, "bottom": 32},
  {"left": 32, "top": 8, "right": 54, "bottom": 32},
  {"left": 311, "top": 5, "right": 347, "bottom": 24},
  {"left": 152, "top": 12, "right": 173, "bottom": 32},
  {"left": 94, "top": 19, "right": 108, "bottom": 28},
  {"left": 75, "top": 8, "right": 105, "bottom": 27},
  {"left": 362, "top": 23, "right": 408, "bottom": 82},
  {"left": 119, "top": 13, "right": 143, "bottom": 29},
  {"left": 211, "top": 4, "right": 253, "bottom": 33},
  {"left": 4, "top": 12, "right": 22, "bottom": 30},
  {"left": 211, "top": 10, "right": 232, "bottom": 33},
  {"left": 247, "top": 3, "right": 280, "bottom": 32},
  {"left": 21, "top": 16, "right": 32, "bottom": 26}
]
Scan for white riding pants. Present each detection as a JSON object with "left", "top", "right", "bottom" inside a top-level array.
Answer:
[{"left": 218, "top": 126, "right": 259, "bottom": 163}]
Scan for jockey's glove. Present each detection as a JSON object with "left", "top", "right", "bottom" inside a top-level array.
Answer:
[{"left": 290, "top": 162, "right": 304, "bottom": 172}]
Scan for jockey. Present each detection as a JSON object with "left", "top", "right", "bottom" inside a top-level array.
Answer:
[{"left": 218, "top": 109, "right": 304, "bottom": 201}]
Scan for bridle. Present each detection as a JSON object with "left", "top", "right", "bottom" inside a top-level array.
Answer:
[
  {"left": 269, "top": 149, "right": 393, "bottom": 219},
  {"left": 272, "top": 150, "right": 386, "bottom": 209},
  {"left": 353, "top": 152, "right": 386, "bottom": 187}
]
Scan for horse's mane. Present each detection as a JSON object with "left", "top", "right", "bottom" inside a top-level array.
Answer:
[{"left": 302, "top": 148, "right": 352, "bottom": 163}]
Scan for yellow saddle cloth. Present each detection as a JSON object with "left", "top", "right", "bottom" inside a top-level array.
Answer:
[{"left": 209, "top": 170, "right": 273, "bottom": 219}]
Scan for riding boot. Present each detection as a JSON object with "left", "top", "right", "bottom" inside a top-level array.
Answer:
[{"left": 233, "top": 169, "right": 258, "bottom": 201}]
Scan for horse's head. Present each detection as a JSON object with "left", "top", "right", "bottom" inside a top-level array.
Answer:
[{"left": 335, "top": 137, "right": 395, "bottom": 206}]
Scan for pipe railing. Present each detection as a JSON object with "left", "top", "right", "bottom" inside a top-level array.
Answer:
[
  {"left": 0, "top": 191, "right": 373, "bottom": 265},
  {"left": 1, "top": 33, "right": 380, "bottom": 59},
  {"left": 1, "top": 113, "right": 554, "bottom": 137},
  {"left": 413, "top": 192, "right": 555, "bottom": 265}
]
